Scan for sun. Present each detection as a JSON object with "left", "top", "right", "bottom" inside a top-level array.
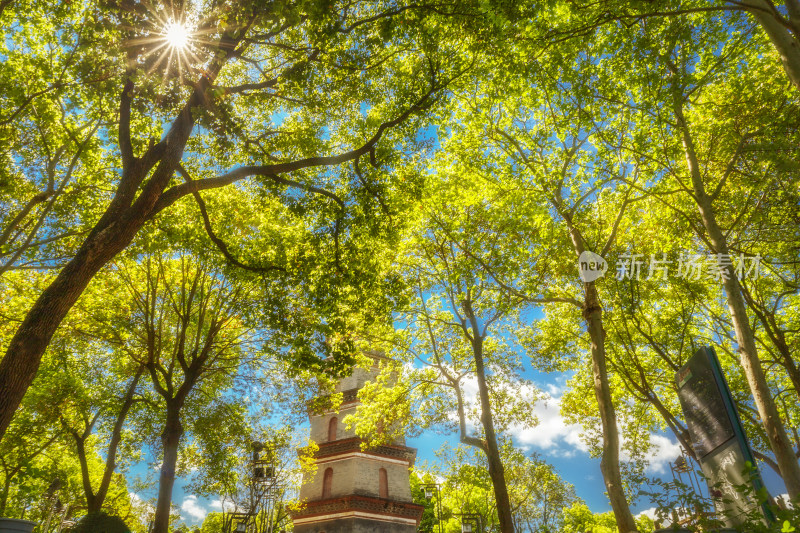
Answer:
[
  {"left": 125, "top": 10, "right": 208, "bottom": 82},
  {"left": 164, "top": 21, "right": 190, "bottom": 49}
]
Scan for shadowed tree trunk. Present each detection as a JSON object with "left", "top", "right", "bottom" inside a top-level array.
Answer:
[
  {"left": 462, "top": 298, "right": 516, "bottom": 533},
  {"left": 556, "top": 205, "right": 638, "bottom": 533},
  {"left": 582, "top": 282, "right": 638, "bottom": 533},
  {"left": 119, "top": 253, "right": 249, "bottom": 533},
  {"left": 152, "top": 404, "right": 185, "bottom": 533},
  {"left": 67, "top": 366, "right": 144, "bottom": 513}
]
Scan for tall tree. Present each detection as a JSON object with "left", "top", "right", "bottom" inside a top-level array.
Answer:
[
  {"left": 503, "top": 447, "right": 578, "bottom": 533},
  {"left": 0, "top": 0, "right": 489, "bottom": 439},
  {"left": 117, "top": 253, "right": 255, "bottom": 533},
  {"left": 348, "top": 176, "right": 546, "bottom": 531},
  {"left": 54, "top": 276, "right": 153, "bottom": 514},
  {"left": 429, "top": 46, "right": 648, "bottom": 528}
]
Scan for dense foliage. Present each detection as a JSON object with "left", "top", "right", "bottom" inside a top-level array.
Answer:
[{"left": 1, "top": 0, "right": 799, "bottom": 532}]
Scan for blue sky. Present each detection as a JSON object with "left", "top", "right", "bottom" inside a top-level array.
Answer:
[{"left": 145, "top": 358, "right": 790, "bottom": 529}]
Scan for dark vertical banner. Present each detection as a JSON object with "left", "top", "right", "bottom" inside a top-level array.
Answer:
[{"left": 676, "top": 346, "right": 771, "bottom": 526}]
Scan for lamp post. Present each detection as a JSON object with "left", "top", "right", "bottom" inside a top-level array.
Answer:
[
  {"left": 458, "top": 512, "right": 482, "bottom": 533},
  {"left": 420, "top": 483, "right": 442, "bottom": 533},
  {"left": 226, "top": 512, "right": 250, "bottom": 533}
]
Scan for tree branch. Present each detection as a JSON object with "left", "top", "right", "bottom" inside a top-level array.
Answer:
[
  {"left": 150, "top": 82, "right": 440, "bottom": 216},
  {"left": 177, "top": 164, "right": 286, "bottom": 274}
]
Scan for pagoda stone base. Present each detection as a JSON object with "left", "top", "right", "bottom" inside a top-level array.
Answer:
[{"left": 293, "top": 517, "right": 418, "bottom": 533}]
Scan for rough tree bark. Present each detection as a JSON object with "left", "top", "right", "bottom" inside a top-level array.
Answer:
[
  {"left": 490, "top": 123, "right": 639, "bottom": 530},
  {"left": 152, "top": 404, "right": 184, "bottom": 533},
  {"left": 583, "top": 282, "right": 639, "bottom": 533},
  {"left": 462, "top": 298, "right": 516, "bottom": 533},
  {"left": 557, "top": 207, "right": 638, "bottom": 533}
]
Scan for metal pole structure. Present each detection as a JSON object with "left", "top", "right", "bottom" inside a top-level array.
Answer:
[
  {"left": 39, "top": 478, "right": 62, "bottom": 533},
  {"left": 421, "top": 483, "right": 442, "bottom": 533},
  {"left": 437, "top": 491, "right": 443, "bottom": 533},
  {"left": 54, "top": 504, "right": 71, "bottom": 533},
  {"left": 41, "top": 498, "right": 60, "bottom": 533}
]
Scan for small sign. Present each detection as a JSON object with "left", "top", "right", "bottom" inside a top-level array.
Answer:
[
  {"left": 676, "top": 349, "right": 736, "bottom": 459},
  {"left": 676, "top": 347, "right": 770, "bottom": 527},
  {"left": 700, "top": 439, "right": 759, "bottom": 522}
]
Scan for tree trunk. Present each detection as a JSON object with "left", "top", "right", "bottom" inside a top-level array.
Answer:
[
  {"left": 739, "top": 0, "right": 800, "bottom": 91},
  {"left": 152, "top": 406, "right": 184, "bottom": 533},
  {"left": 0, "top": 209, "right": 152, "bottom": 440},
  {"left": 559, "top": 209, "right": 637, "bottom": 530},
  {"left": 584, "top": 282, "right": 639, "bottom": 533},
  {"left": 702, "top": 219, "right": 800, "bottom": 499},
  {"left": 471, "top": 334, "right": 515, "bottom": 533},
  {"left": 673, "top": 89, "right": 800, "bottom": 499},
  {"left": 0, "top": 470, "right": 10, "bottom": 515},
  {"left": 744, "top": 297, "right": 800, "bottom": 404},
  {"left": 0, "top": 74, "right": 202, "bottom": 441},
  {"left": 89, "top": 368, "right": 144, "bottom": 513},
  {"left": 73, "top": 432, "right": 99, "bottom": 512}
]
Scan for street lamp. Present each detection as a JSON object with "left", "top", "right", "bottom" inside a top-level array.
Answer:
[
  {"left": 458, "top": 512, "right": 482, "bottom": 533},
  {"left": 420, "top": 483, "right": 442, "bottom": 533},
  {"left": 253, "top": 441, "right": 276, "bottom": 482},
  {"left": 226, "top": 512, "right": 250, "bottom": 533}
]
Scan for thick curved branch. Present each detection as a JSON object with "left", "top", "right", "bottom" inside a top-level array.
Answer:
[
  {"left": 178, "top": 164, "right": 286, "bottom": 275},
  {"left": 119, "top": 77, "right": 135, "bottom": 169},
  {"left": 151, "top": 83, "right": 440, "bottom": 216}
]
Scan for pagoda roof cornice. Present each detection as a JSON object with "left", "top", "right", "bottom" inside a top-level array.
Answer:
[
  {"left": 290, "top": 494, "right": 424, "bottom": 524},
  {"left": 300, "top": 437, "right": 417, "bottom": 466}
]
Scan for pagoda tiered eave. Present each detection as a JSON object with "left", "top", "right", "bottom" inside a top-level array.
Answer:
[
  {"left": 290, "top": 494, "right": 424, "bottom": 526},
  {"left": 300, "top": 437, "right": 417, "bottom": 467}
]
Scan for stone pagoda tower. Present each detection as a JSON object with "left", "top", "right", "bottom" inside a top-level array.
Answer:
[{"left": 290, "top": 356, "right": 423, "bottom": 533}]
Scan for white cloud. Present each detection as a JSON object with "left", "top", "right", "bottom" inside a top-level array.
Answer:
[
  {"left": 504, "top": 390, "right": 682, "bottom": 472},
  {"left": 128, "top": 492, "right": 155, "bottom": 525},
  {"left": 181, "top": 495, "right": 208, "bottom": 523},
  {"left": 636, "top": 507, "right": 660, "bottom": 521},
  {"left": 545, "top": 383, "right": 562, "bottom": 396},
  {"left": 208, "top": 498, "right": 236, "bottom": 513},
  {"left": 644, "top": 435, "right": 682, "bottom": 474},
  {"left": 509, "top": 394, "right": 587, "bottom": 456},
  {"left": 451, "top": 375, "right": 587, "bottom": 457},
  {"left": 450, "top": 377, "right": 587, "bottom": 457},
  {"left": 621, "top": 434, "right": 682, "bottom": 474},
  {"left": 128, "top": 492, "right": 154, "bottom": 513}
]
